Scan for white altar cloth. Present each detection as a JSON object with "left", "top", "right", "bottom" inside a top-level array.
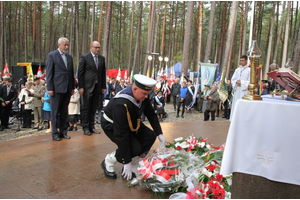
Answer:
[{"left": 220, "top": 98, "right": 300, "bottom": 186}]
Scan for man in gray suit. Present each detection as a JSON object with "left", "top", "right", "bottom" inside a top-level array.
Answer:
[
  {"left": 46, "top": 37, "right": 75, "bottom": 141},
  {"left": 78, "top": 41, "right": 106, "bottom": 136}
]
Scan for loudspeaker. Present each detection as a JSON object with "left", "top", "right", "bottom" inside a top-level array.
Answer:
[{"left": 12, "top": 65, "right": 27, "bottom": 85}]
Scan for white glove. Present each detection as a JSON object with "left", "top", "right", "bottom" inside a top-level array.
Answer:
[
  {"left": 122, "top": 162, "right": 132, "bottom": 180},
  {"left": 158, "top": 134, "right": 166, "bottom": 150}
]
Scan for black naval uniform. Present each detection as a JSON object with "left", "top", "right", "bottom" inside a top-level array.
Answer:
[{"left": 101, "top": 86, "right": 162, "bottom": 164}]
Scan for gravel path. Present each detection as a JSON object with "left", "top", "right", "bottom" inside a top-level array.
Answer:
[{"left": 0, "top": 102, "right": 228, "bottom": 142}]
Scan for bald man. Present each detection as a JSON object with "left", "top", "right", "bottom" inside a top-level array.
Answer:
[{"left": 78, "top": 41, "right": 107, "bottom": 136}]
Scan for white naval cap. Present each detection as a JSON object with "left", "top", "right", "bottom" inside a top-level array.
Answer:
[{"left": 134, "top": 74, "right": 156, "bottom": 91}]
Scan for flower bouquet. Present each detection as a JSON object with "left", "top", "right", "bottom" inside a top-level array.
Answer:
[{"left": 131, "top": 147, "right": 206, "bottom": 193}]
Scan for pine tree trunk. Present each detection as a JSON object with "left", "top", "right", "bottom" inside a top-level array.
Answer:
[
  {"left": 143, "top": 2, "right": 156, "bottom": 75},
  {"left": 222, "top": 1, "right": 239, "bottom": 78},
  {"left": 90, "top": 1, "right": 95, "bottom": 44},
  {"left": 152, "top": 2, "right": 161, "bottom": 71},
  {"left": 264, "top": 4, "right": 275, "bottom": 79},
  {"left": 197, "top": 1, "right": 203, "bottom": 70},
  {"left": 75, "top": 2, "right": 79, "bottom": 68},
  {"left": 181, "top": 1, "right": 194, "bottom": 76},
  {"left": 242, "top": 1, "right": 249, "bottom": 55},
  {"left": 204, "top": 1, "right": 216, "bottom": 63},
  {"left": 102, "top": 2, "right": 112, "bottom": 62},
  {"left": 127, "top": 2, "right": 135, "bottom": 72},
  {"left": 32, "top": 1, "right": 36, "bottom": 61},
  {"left": 97, "top": 2, "right": 104, "bottom": 44},
  {"left": 132, "top": 2, "right": 143, "bottom": 76},
  {"left": 69, "top": 2, "right": 74, "bottom": 57},
  {"left": 289, "top": 27, "right": 300, "bottom": 73},
  {"left": 273, "top": 2, "right": 286, "bottom": 62},
  {"left": 0, "top": 1, "right": 3, "bottom": 70},
  {"left": 281, "top": 1, "right": 291, "bottom": 68}
]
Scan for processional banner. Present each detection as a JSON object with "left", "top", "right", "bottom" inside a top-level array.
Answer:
[{"left": 200, "top": 63, "right": 217, "bottom": 91}]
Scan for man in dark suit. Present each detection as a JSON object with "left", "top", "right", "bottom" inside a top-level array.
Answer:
[
  {"left": 115, "top": 78, "right": 126, "bottom": 94},
  {"left": 46, "top": 37, "right": 75, "bottom": 141},
  {"left": 78, "top": 41, "right": 106, "bottom": 136},
  {"left": 0, "top": 78, "right": 17, "bottom": 130},
  {"left": 109, "top": 77, "right": 118, "bottom": 99}
]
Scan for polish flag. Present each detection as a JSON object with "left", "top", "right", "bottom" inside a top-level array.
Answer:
[
  {"left": 37, "top": 64, "right": 43, "bottom": 79},
  {"left": 2, "top": 63, "right": 10, "bottom": 78},
  {"left": 116, "top": 67, "right": 121, "bottom": 81}
]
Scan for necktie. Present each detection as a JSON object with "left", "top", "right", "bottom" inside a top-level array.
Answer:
[
  {"left": 62, "top": 53, "right": 67, "bottom": 68},
  {"left": 94, "top": 56, "right": 98, "bottom": 69},
  {"left": 7, "top": 87, "right": 10, "bottom": 96}
]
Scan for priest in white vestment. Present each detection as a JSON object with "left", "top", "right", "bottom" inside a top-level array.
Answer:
[{"left": 230, "top": 55, "right": 250, "bottom": 121}]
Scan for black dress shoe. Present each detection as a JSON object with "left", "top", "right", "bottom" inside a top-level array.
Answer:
[
  {"left": 90, "top": 128, "right": 100, "bottom": 134},
  {"left": 37, "top": 128, "right": 42, "bottom": 131},
  {"left": 68, "top": 126, "right": 74, "bottom": 131},
  {"left": 84, "top": 129, "right": 92, "bottom": 136},
  {"left": 52, "top": 135, "right": 61, "bottom": 141},
  {"left": 73, "top": 127, "right": 78, "bottom": 131},
  {"left": 62, "top": 134, "right": 71, "bottom": 139},
  {"left": 176, "top": 115, "right": 179, "bottom": 118},
  {"left": 101, "top": 160, "right": 117, "bottom": 179},
  {"left": 0, "top": 127, "right": 3, "bottom": 131},
  {"left": 4, "top": 127, "right": 11, "bottom": 129},
  {"left": 181, "top": 115, "right": 184, "bottom": 118}
]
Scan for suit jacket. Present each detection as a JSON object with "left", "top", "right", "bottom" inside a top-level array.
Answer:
[
  {"left": 0, "top": 85, "right": 17, "bottom": 105},
  {"left": 206, "top": 90, "right": 220, "bottom": 111},
  {"left": 46, "top": 49, "right": 75, "bottom": 94},
  {"left": 32, "top": 84, "right": 45, "bottom": 107},
  {"left": 109, "top": 82, "right": 119, "bottom": 97},
  {"left": 115, "top": 84, "right": 126, "bottom": 94},
  {"left": 78, "top": 52, "right": 106, "bottom": 93}
]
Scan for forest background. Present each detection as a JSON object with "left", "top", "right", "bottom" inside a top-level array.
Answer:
[{"left": 0, "top": 1, "right": 300, "bottom": 80}]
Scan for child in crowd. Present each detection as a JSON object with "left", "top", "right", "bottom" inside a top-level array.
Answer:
[{"left": 68, "top": 82, "right": 80, "bottom": 131}]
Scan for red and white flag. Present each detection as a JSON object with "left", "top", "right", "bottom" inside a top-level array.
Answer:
[
  {"left": 3, "top": 63, "right": 10, "bottom": 78},
  {"left": 37, "top": 64, "right": 43, "bottom": 79},
  {"left": 116, "top": 67, "right": 121, "bottom": 81}
]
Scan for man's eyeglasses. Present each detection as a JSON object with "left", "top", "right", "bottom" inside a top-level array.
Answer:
[{"left": 93, "top": 46, "right": 101, "bottom": 49}]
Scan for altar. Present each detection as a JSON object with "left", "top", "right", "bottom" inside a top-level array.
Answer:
[{"left": 221, "top": 96, "right": 300, "bottom": 198}]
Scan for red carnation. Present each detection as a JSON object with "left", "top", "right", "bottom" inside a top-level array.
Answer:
[
  {"left": 176, "top": 146, "right": 181, "bottom": 150},
  {"left": 206, "top": 164, "right": 216, "bottom": 171}
]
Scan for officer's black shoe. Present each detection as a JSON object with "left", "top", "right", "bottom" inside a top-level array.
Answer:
[
  {"left": 52, "top": 135, "right": 61, "bottom": 141},
  {"left": 176, "top": 115, "right": 179, "bottom": 118},
  {"left": 0, "top": 127, "right": 3, "bottom": 131},
  {"left": 181, "top": 115, "right": 184, "bottom": 118},
  {"left": 84, "top": 129, "right": 92, "bottom": 136},
  {"left": 68, "top": 126, "right": 74, "bottom": 131},
  {"left": 90, "top": 128, "right": 100, "bottom": 134},
  {"left": 101, "top": 160, "right": 117, "bottom": 179},
  {"left": 61, "top": 134, "right": 71, "bottom": 139}
]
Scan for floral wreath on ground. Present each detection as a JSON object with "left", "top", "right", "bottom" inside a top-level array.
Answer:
[{"left": 127, "top": 135, "right": 232, "bottom": 199}]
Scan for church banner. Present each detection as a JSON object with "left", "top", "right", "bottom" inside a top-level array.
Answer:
[{"left": 201, "top": 63, "right": 218, "bottom": 91}]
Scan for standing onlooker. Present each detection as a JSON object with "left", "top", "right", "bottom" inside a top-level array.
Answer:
[
  {"left": 115, "top": 78, "right": 126, "bottom": 94},
  {"left": 171, "top": 78, "right": 181, "bottom": 111},
  {"left": 154, "top": 91, "right": 165, "bottom": 122},
  {"left": 28, "top": 77, "right": 45, "bottom": 131},
  {"left": 104, "top": 77, "right": 110, "bottom": 100},
  {"left": 68, "top": 83, "right": 80, "bottom": 131},
  {"left": 230, "top": 55, "right": 250, "bottom": 120},
  {"left": 0, "top": 78, "right": 17, "bottom": 130},
  {"left": 42, "top": 90, "right": 52, "bottom": 133},
  {"left": 78, "top": 41, "right": 106, "bottom": 136},
  {"left": 204, "top": 85, "right": 220, "bottom": 121},
  {"left": 185, "top": 80, "right": 195, "bottom": 111},
  {"left": 176, "top": 82, "right": 188, "bottom": 118},
  {"left": 46, "top": 37, "right": 75, "bottom": 141},
  {"left": 109, "top": 77, "right": 118, "bottom": 99},
  {"left": 222, "top": 80, "right": 232, "bottom": 119},
  {"left": 199, "top": 85, "right": 211, "bottom": 113},
  {"left": 19, "top": 82, "right": 34, "bottom": 128}
]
